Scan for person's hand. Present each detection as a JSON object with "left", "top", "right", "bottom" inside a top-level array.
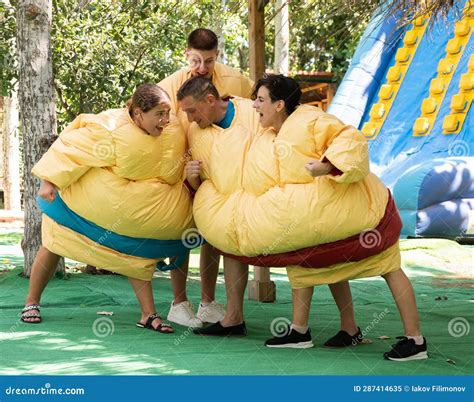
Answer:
[
  {"left": 38, "top": 180, "right": 58, "bottom": 202},
  {"left": 186, "top": 160, "right": 202, "bottom": 181},
  {"left": 305, "top": 160, "right": 333, "bottom": 177}
]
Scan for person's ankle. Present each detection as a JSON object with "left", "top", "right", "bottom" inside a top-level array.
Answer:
[
  {"left": 340, "top": 321, "right": 358, "bottom": 335},
  {"left": 221, "top": 315, "right": 243, "bottom": 327},
  {"left": 172, "top": 298, "right": 187, "bottom": 305},
  {"left": 406, "top": 334, "right": 424, "bottom": 345},
  {"left": 24, "top": 299, "right": 40, "bottom": 307},
  {"left": 291, "top": 324, "right": 308, "bottom": 334},
  {"left": 140, "top": 311, "right": 156, "bottom": 319}
]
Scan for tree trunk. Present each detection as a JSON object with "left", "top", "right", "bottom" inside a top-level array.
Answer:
[
  {"left": 17, "top": 0, "right": 64, "bottom": 276},
  {"left": 2, "top": 88, "right": 22, "bottom": 211},
  {"left": 0, "top": 97, "right": 4, "bottom": 203},
  {"left": 274, "top": 0, "right": 289, "bottom": 75},
  {"left": 249, "top": 0, "right": 266, "bottom": 81}
]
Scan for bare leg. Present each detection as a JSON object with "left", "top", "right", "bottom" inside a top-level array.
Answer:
[
  {"left": 382, "top": 269, "right": 421, "bottom": 336},
  {"left": 292, "top": 286, "right": 314, "bottom": 327},
  {"left": 199, "top": 243, "right": 220, "bottom": 303},
  {"left": 169, "top": 255, "right": 190, "bottom": 304},
  {"left": 328, "top": 281, "right": 358, "bottom": 335},
  {"left": 220, "top": 257, "right": 248, "bottom": 326},
  {"left": 128, "top": 277, "right": 172, "bottom": 332},
  {"left": 23, "top": 246, "right": 60, "bottom": 322}
]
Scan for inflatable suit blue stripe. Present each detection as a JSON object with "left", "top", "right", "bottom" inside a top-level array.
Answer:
[{"left": 37, "top": 195, "right": 200, "bottom": 271}]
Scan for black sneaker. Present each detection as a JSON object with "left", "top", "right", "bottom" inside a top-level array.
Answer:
[
  {"left": 193, "top": 321, "right": 247, "bottom": 336},
  {"left": 265, "top": 326, "right": 314, "bottom": 349},
  {"left": 384, "top": 336, "right": 428, "bottom": 361},
  {"left": 324, "top": 327, "right": 363, "bottom": 347}
]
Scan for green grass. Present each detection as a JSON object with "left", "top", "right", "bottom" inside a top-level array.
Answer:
[{"left": 0, "top": 238, "right": 473, "bottom": 375}]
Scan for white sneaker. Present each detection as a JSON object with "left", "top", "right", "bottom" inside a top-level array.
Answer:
[
  {"left": 196, "top": 301, "right": 226, "bottom": 323},
  {"left": 167, "top": 300, "right": 203, "bottom": 328}
]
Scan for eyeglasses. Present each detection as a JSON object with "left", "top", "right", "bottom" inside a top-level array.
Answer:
[{"left": 188, "top": 57, "right": 216, "bottom": 67}]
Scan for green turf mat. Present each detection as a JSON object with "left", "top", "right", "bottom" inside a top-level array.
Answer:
[{"left": 0, "top": 237, "right": 472, "bottom": 375}]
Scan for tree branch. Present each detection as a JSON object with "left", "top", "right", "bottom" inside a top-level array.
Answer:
[
  {"left": 54, "top": 80, "right": 75, "bottom": 121},
  {"left": 121, "top": 46, "right": 147, "bottom": 97}
]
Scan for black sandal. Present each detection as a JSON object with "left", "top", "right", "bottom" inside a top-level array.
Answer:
[
  {"left": 136, "top": 313, "right": 174, "bottom": 333},
  {"left": 20, "top": 304, "right": 42, "bottom": 323}
]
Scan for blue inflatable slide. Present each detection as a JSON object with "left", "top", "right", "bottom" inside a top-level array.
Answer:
[{"left": 329, "top": 0, "right": 473, "bottom": 240}]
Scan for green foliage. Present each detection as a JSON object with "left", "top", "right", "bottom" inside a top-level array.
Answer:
[
  {"left": 51, "top": 0, "right": 223, "bottom": 129},
  {"left": 219, "top": 1, "right": 251, "bottom": 71},
  {"left": 1, "top": 0, "right": 382, "bottom": 130},
  {"left": 266, "top": 0, "right": 381, "bottom": 81},
  {"left": 0, "top": 231, "right": 22, "bottom": 246},
  {"left": 0, "top": 0, "right": 17, "bottom": 97}
]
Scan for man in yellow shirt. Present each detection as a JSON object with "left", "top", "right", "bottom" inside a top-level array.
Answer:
[
  {"left": 160, "top": 28, "right": 253, "bottom": 132},
  {"left": 159, "top": 28, "right": 253, "bottom": 328}
]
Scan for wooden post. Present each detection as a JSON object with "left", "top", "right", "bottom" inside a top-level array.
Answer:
[
  {"left": 326, "top": 83, "right": 337, "bottom": 107},
  {"left": 248, "top": 0, "right": 275, "bottom": 302},
  {"left": 248, "top": 266, "right": 276, "bottom": 302},
  {"left": 248, "top": 0, "right": 265, "bottom": 82}
]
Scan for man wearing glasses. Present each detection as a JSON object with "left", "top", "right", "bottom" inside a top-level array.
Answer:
[{"left": 159, "top": 28, "right": 253, "bottom": 328}]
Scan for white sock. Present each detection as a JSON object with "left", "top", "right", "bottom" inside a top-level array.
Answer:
[
  {"left": 291, "top": 324, "right": 308, "bottom": 334},
  {"left": 200, "top": 302, "right": 210, "bottom": 307},
  {"left": 407, "top": 335, "right": 424, "bottom": 345}
]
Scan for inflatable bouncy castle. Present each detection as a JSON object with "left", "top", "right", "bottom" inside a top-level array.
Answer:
[{"left": 329, "top": 1, "right": 473, "bottom": 240}]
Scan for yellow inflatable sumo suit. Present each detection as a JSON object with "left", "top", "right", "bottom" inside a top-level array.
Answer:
[
  {"left": 32, "top": 108, "right": 194, "bottom": 281},
  {"left": 189, "top": 101, "right": 401, "bottom": 288}
]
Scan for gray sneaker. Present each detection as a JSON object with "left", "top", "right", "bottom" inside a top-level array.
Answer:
[
  {"left": 196, "top": 301, "right": 226, "bottom": 323},
  {"left": 167, "top": 300, "right": 203, "bottom": 328}
]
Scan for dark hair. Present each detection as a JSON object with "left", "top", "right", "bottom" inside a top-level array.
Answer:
[
  {"left": 252, "top": 74, "right": 302, "bottom": 115},
  {"left": 177, "top": 76, "right": 220, "bottom": 102},
  {"left": 128, "top": 83, "right": 170, "bottom": 115},
  {"left": 187, "top": 28, "right": 218, "bottom": 51}
]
